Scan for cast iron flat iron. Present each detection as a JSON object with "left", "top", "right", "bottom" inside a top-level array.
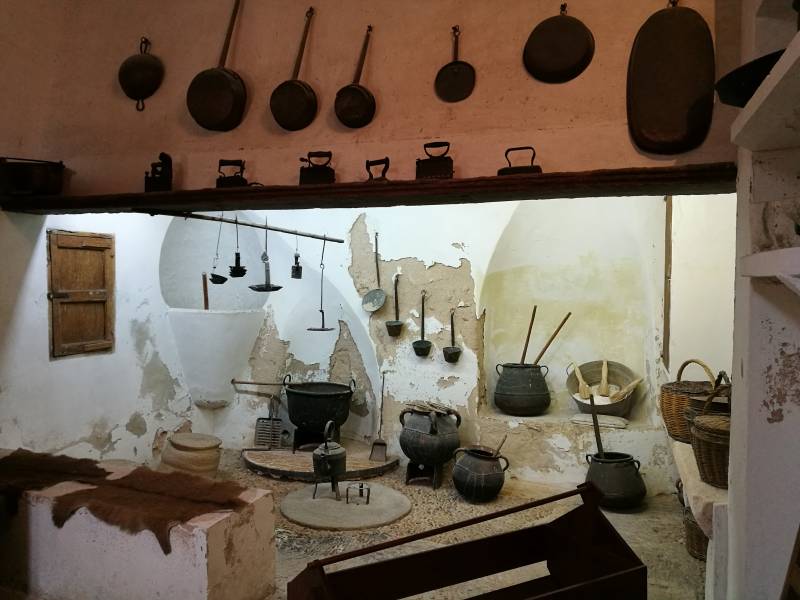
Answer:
[
  {"left": 144, "top": 152, "right": 172, "bottom": 192},
  {"left": 250, "top": 218, "right": 282, "bottom": 292},
  {"left": 365, "top": 157, "right": 390, "bottom": 182},
  {"left": 308, "top": 239, "right": 334, "bottom": 331},
  {"left": 415, "top": 141, "right": 453, "bottom": 180},
  {"left": 497, "top": 146, "right": 542, "bottom": 176},
  {"left": 299, "top": 151, "right": 335, "bottom": 185},
  {"left": 216, "top": 159, "right": 248, "bottom": 188}
]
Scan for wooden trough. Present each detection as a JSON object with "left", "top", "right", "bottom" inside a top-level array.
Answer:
[{"left": 287, "top": 483, "right": 646, "bottom": 599}]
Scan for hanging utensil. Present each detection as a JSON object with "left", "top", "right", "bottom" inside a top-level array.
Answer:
[
  {"left": 250, "top": 217, "right": 282, "bottom": 292},
  {"left": 520, "top": 305, "right": 537, "bottom": 364},
  {"left": 523, "top": 3, "right": 594, "bottom": 83},
  {"left": 532, "top": 312, "right": 572, "bottom": 365},
  {"left": 308, "top": 239, "right": 334, "bottom": 331},
  {"left": 118, "top": 37, "right": 164, "bottom": 111},
  {"left": 291, "top": 235, "right": 303, "bottom": 279},
  {"left": 210, "top": 212, "right": 228, "bottom": 284},
  {"left": 385, "top": 273, "right": 403, "bottom": 336},
  {"left": 362, "top": 232, "right": 386, "bottom": 312},
  {"left": 270, "top": 7, "right": 318, "bottom": 131},
  {"left": 186, "top": 0, "right": 247, "bottom": 131},
  {"left": 369, "top": 371, "right": 388, "bottom": 463},
  {"left": 335, "top": 25, "right": 376, "bottom": 129},
  {"left": 627, "top": 0, "right": 715, "bottom": 154},
  {"left": 435, "top": 25, "right": 476, "bottom": 103},
  {"left": 412, "top": 290, "right": 432, "bottom": 357},
  {"left": 443, "top": 308, "right": 462, "bottom": 363},
  {"left": 229, "top": 216, "right": 247, "bottom": 278}
]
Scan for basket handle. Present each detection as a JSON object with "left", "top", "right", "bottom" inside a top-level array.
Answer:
[
  {"left": 676, "top": 359, "right": 715, "bottom": 385},
  {"left": 701, "top": 383, "right": 732, "bottom": 415}
]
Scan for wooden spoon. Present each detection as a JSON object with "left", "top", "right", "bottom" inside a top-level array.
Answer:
[
  {"left": 532, "top": 312, "right": 572, "bottom": 365},
  {"left": 573, "top": 362, "right": 591, "bottom": 399},
  {"left": 610, "top": 377, "right": 643, "bottom": 401},
  {"left": 493, "top": 433, "right": 508, "bottom": 457},
  {"left": 598, "top": 360, "right": 610, "bottom": 396},
  {"left": 519, "top": 305, "right": 537, "bottom": 364}
]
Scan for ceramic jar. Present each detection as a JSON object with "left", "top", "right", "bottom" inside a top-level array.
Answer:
[
  {"left": 494, "top": 363, "right": 551, "bottom": 416},
  {"left": 452, "top": 446, "right": 510, "bottom": 503},
  {"left": 159, "top": 432, "right": 222, "bottom": 478},
  {"left": 585, "top": 451, "right": 646, "bottom": 509}
]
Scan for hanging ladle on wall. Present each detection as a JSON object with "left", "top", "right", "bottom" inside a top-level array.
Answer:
[
  {"left": 229, "top": 216, "right": 247, "bottom": 278},
  {"left": 209, "top": 213, "right": 228, "bottom": 284},
  {"left": 308, "top": 239, "right": 334, "bottom": 332},
  {"left": 249, "top": 217, "right": 282, "bottom": 292},
  {"left": 443, "top": 308, "right": 462, "bottom": 363},
  {"left": 385, "top": 273, "right": 403, "bottom": 337},
  {"left": 412, "top": 290, "right": 432, "bottom": 357},
  {"left": 362, "top": 231, "right": 386, "bottom": 312}
]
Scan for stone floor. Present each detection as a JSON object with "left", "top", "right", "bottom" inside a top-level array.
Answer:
[{"left": 218, "top": 449, "right": 706, "bottom": 600}]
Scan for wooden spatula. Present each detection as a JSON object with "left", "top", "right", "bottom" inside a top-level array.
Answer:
[
  {"left": 573, "top": 362, "right": 591, "bottom": 400},
  {"left": 610, "top": 377, "right": 643, "bottom": 401},
  {"left": 598, "top": 360, "right": 610, "bottom": 397}
]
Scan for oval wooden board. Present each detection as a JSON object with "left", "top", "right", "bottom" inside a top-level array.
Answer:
[{"left": 242, "top": 448, "right": 399, "bottom": 482}]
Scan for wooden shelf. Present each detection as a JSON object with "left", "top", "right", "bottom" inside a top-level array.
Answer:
[
  {"left": 740, "top": 247, "right": 800, "bottom": 298},
  {"left": 732, "top": 31, "right": 800, "bottom": 151},
  {"left": 0, "top": 163, "right": 736, "bottom": 215}
]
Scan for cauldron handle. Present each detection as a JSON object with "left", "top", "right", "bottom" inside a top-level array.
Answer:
[
  {"left": 453, "top": 447, "right": 467, "bottom": 459},
  {"left": 585, "top": 454, "right": 593, "bottom": 464},
  {"left": 428, "top": 411, "right": 438, "bottom": 434},
  {"left": 399, "top": 408, "right": 412, "bottom": 426},
  {"left": 495, "top": 364, "right": 503, "bottom": 376},
  {"left": 498, "top": 456, "right": 510, "bottom": 472},
  {"left": 283, "top": 374, "right": 292, "bottom": 386},
  {"left": 540, "top": 365, "right": 549, "bottom": 376},
  {"left": 349, "top": 378, "right": 357, "bottom": 393},
  {"left": 633, "top": 459, "right": 641, "bottom": 471}
]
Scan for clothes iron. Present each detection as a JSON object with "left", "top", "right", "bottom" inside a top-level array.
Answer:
[
  {"left": 415, "top": 141, "right": 453, "bottom": 180},
  {"left": 216, "top": 159, "right": 248, "bottom": 188},
  {"left": 299, "top": 151, "right": 335, "bottom": 185},
  {"left": 497, "top": 146, "right": 543, "bottom": 176},
  {"left": 144, "top": 152, "right": 172, "bottom": 192},
  {"left": 366, "top": 157, "right": 390, "bottom": 182}
]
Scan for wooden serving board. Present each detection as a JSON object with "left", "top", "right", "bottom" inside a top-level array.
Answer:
[{"left": 242, "top": 448, "right": 399, "bottom": 482}]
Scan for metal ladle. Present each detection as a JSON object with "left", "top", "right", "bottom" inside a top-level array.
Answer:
[
  {"left": 362, "top": 232, "right": 386, "bottom": 312},
  {"left": 209, "top": 212, "right": 227, "bottom": 284},
  {"left": 385, "top": 274, "right": 403, "bottom": 337},
  {"left": 412, "top": 290, "right": 432, "bottom": 357},
  {"left": 442, "top": 308, "right": 462, "bottom": 363},
  {"left": 249, "top": 217, "right": 282, "bottom": 292},
  {"left": 308, "top": 239, "right": 334, "bottom": 332}
]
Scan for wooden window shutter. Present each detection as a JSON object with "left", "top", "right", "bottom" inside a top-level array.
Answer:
[{"left": 47, "top": 230, "right": 115, "bottom": 357}]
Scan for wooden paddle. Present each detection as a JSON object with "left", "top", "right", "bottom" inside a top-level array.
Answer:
[
  {"left": 588, "top": 393, "right": 605, "bottom": 458},
  {"left": 520, "top": 305, "right": 537, "bottom": 364},
  {"left": 532, "top": 312, "right": 572, "bottom": 365}
]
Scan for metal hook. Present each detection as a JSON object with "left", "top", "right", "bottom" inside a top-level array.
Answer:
[
  {"left": 452, "top": 25, "right": 460, "bottom": 37},
  {"left": 136, "top": 98, "right": 145, "bottom": 111},
  {"left": 139, "top": 37, "right": 151, "bottom": 54},
  {"left": 560, "top": 3, "right": 567, "bottom": 14}
]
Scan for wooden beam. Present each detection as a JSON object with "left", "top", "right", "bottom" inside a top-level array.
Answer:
[{"left": 1, "top": 163, "right": 736, "bottom": 215}]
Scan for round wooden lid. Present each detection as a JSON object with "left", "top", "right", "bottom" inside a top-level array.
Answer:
[{"left": 169, "top": 432, "right": 222, "bottom": 451}]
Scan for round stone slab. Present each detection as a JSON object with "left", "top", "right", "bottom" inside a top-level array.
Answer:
[{"left": 280, "top": 481, "right": 411, "bottom": 530}]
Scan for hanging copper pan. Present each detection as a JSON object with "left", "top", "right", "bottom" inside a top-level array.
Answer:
[
  {"left": 435, "top": 25, "right": 475, "bottom": 102},
  {"left": 118, "top": 37, "right": 164, "bottom": 111},
  {"left": 523, "top": 3, "right": 594, "bottom": 83},
  {"left": 335, "top": 25, "right": 376, "bottom": 128}
]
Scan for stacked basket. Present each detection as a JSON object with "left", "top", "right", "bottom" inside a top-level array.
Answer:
[{"left": 660, "top": 359, "right": 717, "bottom": 443}]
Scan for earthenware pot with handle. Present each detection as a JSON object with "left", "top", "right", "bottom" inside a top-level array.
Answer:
[
  {"left": 398, "top": 403, "right": 461, "bottom": 466},
  {"left": 452, "top": 438, "right": 510, "bottom": 503},
  {"left": 585, "top": 451, "right": 646, "bottom": 509},
  {"left": 494, "top": 363, "right": 550, "bottom": 416}
]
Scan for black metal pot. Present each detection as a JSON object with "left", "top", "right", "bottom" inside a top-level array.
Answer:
[
  {"left": 312, "top": 421, "right": 347, "bottom": 479},
  {"left": 452, "top": 446, "right": 509, "bottom": 503},
  {"left": 399, "top": 407, "right": 461, "bottom": 466},
  {"left": 585, "top": 452, "right": 646, "bottom": 509},
  {"left": 118, "top": 37, "right": 164, "bottom": 111},
  {"left": 494, "top": 363, "right": 551, "bottom": 416},
  {"left": 283, "top": 375, "right": 354, "bottom": 434}
]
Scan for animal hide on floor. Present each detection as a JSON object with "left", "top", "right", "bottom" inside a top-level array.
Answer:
[
  {"left": 0, "top": 448, "right": 109, "bottom": 515},
  {"left": 51, "top": 467, "right": 248, "bottom": 554},
  {"left": 0, "top": 449, "right": 249, "bottom": 554}
]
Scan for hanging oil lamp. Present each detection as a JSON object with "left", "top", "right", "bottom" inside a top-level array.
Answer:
[
  {"left": 291, "top": 234, "right": 303, "bottom": 279},
  {"left": 308, "top": 239, "right": 334, "bottom": 332},
  {"left": 229, "top": 216, "right": 247, "bottom": 278},
  {"left": 209, "top": 213, "right": 227, "bottom": 284}
]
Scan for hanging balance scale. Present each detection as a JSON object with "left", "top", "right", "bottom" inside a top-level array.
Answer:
[
  {"left": 308, "top": 239, "right": 334, "bottom": 331},
  {"left": 209, "top": 213, "right": 227, "bottom": 284},
  {"left": 250, "top": 218, "right": 282, "bottom": 292},
  {"left": 229, "top": 216, "right": 247, "bottom": 278}
]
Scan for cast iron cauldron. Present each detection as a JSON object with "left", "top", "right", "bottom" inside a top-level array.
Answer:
[
  {"left": 585, "top": 452, "right": 646, "bottom": 509},
  {"left": 283, "top": 374, "right": 354, "bottom": 434},
  {"left": 494, "top": 363, "right": 551, "bottom": 416},
  {"left": 399, "top": 404, "right": 461, "bottom": 466},
  {"left": 452, "top": 445, "right": 509, "bottom": 503}
]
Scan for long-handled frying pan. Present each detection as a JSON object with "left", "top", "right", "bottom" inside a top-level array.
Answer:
[
  {"left": 186, "top": 0, "right": 247, "bottom": 131},
  {"left": 335, "top": 25, "right": 376, "bottom": 129},
  {"left": 435, "top": 26, "right": 475, "bottom": 103},
  {"left": 270, "top": 7, "right": 318, "bottom": 131},
  {"left": 523, "top": 3, "right": 594, "bottom": 84}
]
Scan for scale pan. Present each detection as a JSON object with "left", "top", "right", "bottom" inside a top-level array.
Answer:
[{"left": 249, "top": 283, "right": 283, "bottom": 292}]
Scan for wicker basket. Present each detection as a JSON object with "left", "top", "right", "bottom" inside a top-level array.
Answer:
[
  {"left": 691, "top": 413, "right": 730, "bottom": 489},
  {"left": 683, "top": 507, "right": 709, "bottom": 560},
  {"left": 660, "top": 359, "right": 716, "bottom": 443},
  {"left": 683, "top": 376, "right": 731, "bottom": 434}
]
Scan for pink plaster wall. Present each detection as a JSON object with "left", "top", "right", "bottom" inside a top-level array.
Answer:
[{"left": 1, "top": 0, "right": 737, "bottom": 196}]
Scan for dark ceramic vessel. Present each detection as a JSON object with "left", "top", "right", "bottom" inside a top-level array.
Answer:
[{"left": 494, "top": 363, "right": 551, "bottom": 416}]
